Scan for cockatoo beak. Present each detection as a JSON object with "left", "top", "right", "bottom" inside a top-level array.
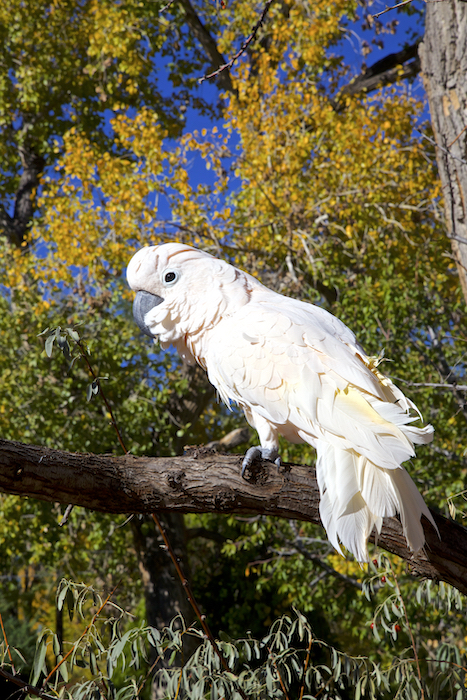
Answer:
[{"left": 133, "top": 290, "right": 164, "bottom": 337}]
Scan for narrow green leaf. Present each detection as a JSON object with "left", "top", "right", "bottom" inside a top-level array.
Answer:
[
  {"left": 45, "top": 334, "right": 55, "bottom": 357},
  {"left": 31, "top": 636, "right": 48, "bottom": 685}
]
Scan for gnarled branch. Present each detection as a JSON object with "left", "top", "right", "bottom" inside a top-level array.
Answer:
[{"left": 0, "top": 437, "right": 465, "bottom": 593}]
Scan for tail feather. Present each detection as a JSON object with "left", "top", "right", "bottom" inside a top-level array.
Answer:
[
  {"left": 390, "top": 468, "right": 438, "bottom": 552},
  {"left": 316, "top": 440, "right": 436, "bottom": 562}
]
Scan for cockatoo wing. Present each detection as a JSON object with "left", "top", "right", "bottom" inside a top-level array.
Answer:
[
  {"left": 206, "top": 296, "right": 429, "bottom": 463},
  {"left": 204, "top": 296, "right": 435, "bottom": 560}
]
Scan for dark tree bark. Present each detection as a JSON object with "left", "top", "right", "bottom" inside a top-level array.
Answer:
[
  {"left": 180, "top": 0, "right": 234, "bottom": 92},
  {"left": 0, "top": 437, "right": 466, "bottom": 594},
  {"left": 419, "top": 0, "right": 467, "bottom": 304},
  {"left": 0, "top": 145, "right": 45, "bottom": 247},
  {"left": 339, "top": 40, "right": 421, "bottom": 101}
]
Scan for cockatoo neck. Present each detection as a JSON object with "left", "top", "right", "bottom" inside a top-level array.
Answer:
[
  {"left": 174, "top": 264, "right": 256, "bottom": 365},
  {"left": 136, "top": 259, "right": 255, "bottom": 368}
]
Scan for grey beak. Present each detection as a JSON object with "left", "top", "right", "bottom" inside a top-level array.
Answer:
[{"left": 133, "top": 290, "right": 164, "bottom": 337}]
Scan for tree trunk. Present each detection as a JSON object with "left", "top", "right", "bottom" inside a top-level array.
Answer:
[
  {"left": 0, "top": 145, "right": 45, "bottom": 247},
  {"left": 0, "top": 437, "right": 466, "bottom": 594},
  {"left": 131, "top": 364, "right": 214, "bottom": 696},
  {"left": 419, "top": 0, "right": 467, "bottom": 304},
  {"left": 131, "top": 514, "right": 199, "bottom": 698}
]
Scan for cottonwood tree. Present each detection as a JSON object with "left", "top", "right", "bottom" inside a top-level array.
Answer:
[
  {"left": 1, "top": 0, "right": 467, "bottom": 696},
  {"left": 419, "top": 0, "right": 467, "bottom": 304}
]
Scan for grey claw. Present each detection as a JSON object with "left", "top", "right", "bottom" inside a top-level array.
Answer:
[
  {"left": 241, "top": 447, "right": 261, "bottom": 477},
  {"left": 241, "top": 446, "right": 281, "bottom": 478}
]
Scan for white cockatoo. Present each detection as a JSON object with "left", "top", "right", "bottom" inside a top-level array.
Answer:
[{"left": 127, "top": 242, "right": 437, "bottom": 561}]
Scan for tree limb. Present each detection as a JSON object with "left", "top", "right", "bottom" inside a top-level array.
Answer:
[
  {"left": 0, "top": 438, "right": 465, "bottom": 593},
  {"left": 0, "top": 145, "right": 45, "bottom": 247},
  {"left": 179, "top": 0, "right": 234, "bottom": 93},
  {"left": 337, "top": 40, "right": 421, "bottom": 104}
]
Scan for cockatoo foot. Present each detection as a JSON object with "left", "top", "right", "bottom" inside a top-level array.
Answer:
[{"left": 241, "top": 446, "right": 281, "bottom": 477}]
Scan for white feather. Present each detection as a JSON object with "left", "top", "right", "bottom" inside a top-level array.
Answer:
[{"left": 127, "top": 243, "right": 438, "bottom": 561}]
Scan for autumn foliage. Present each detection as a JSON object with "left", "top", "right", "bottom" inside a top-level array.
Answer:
[{"left": 0, "top": 0, "right": 466, "bottom": 697}]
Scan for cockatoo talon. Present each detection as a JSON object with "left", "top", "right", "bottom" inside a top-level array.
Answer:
[{"left": 241, "top": 446, "right": 280, "bottom": 478}]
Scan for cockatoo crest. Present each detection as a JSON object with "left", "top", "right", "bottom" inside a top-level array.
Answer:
[{"left": 127, "top": 242, "right": 437, "bottom": 562}]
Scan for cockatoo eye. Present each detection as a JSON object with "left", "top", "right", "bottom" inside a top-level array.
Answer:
[{"left": 162, "top": 270, "right": 179, "bottom": 286}]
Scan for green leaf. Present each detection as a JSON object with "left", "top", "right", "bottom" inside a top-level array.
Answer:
[
  {"left": 45, "top": 333, "right": 55, "bottom": 357},
  {"left": 31, "top": 635, "right": 48, "bottom": 685}
]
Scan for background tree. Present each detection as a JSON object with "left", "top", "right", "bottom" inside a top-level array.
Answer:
[{"left": 0, "top": 0, "right": 466, "bottom": 697}]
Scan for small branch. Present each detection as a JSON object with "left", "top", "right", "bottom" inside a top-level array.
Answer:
[
  {"left": 267, "top": 646, "right": 290, "bottom": 700},
  {"left": 74, "top": 338, "right": 128, "bottom": 454},
  {"left": 417, "top": 129, "right": 467, "bottom": 166},
  {"left": 200, "top": 0, "right": 275, "bottom": 83},
  {"left": 387, "top": 558, "right": 424, "bottom": 699},
  {"left": 0, "top": 667, "right": 56, "bottom": 700},
  {"left": 371, "top": 0, "right": 415, "bottom": 20},
  {"left": 285, "top": 533, "right": 364, "bottom": 591},
  {"left": 68, "top": 336, "right": 245, "bottom": 697},
  {"left": 448, "top": 123, "right": 467, "bottom": 149},
  {"left": 299, "top": 633, "right": 314, "bottom": 700},
  {"left": 0, "top": 613, "right": 16, "bottom": 675},
  {"left": 180, "top": 0, "right": 234, "bottom": 92},
  {"left": 395, "top": 381, "right": 467, "bottom": 391},
  {"left": 338, "top": 40, "right": 421, "bottom": 104},
  {"left": 159, "top": 0, "right": 177, "bottom": 13},
  {"left": 151, "top": 514, "right": 247, "bottom": 700},
  {"left": 41, "top": 586, "right": 117, "bottom": 688}
]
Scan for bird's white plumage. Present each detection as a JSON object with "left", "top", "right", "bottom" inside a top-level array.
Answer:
[{"left": 127, "top": 242, "right": 436, "bottom": 561}]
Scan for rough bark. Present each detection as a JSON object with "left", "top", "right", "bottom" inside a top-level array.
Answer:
[
  {"left": 0, "top": 438, "right": 466, "bottom": 594},
  {"left": 419, "top": 0, "right": 467, "bottom": 304}
]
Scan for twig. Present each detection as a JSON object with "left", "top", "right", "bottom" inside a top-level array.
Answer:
[
  {"left": 41, "top": 585, "right": 118, "bottom": 688},
  {"left": 387, "top": 558, "right": 425, "bottom": 700},
  {"left": 448, "top": 123, "right": 467, "bottom": 148},
  {"left": 135, "top": 650, "right": 165, "bottom": 697},
  {"left": 417, "top": 129, "right": 467, "bottom": 166},
  {"left": 151, "top": 514, "right": 248, "bottom": 700},
  {"left": 0, "top": 666, "right": 56, "bottom": 699},
  {"left": 59, "top": 502, "right": 74, "bottom": 526},
  {"left": 200, "top": 0, "right": 275, "bottom": 83},
  {"left": 395, "top": 381, "right": 467, "bottom": 391},
  {"left": 299, "top": 633, "right": 314, "bottom": 700},
  {"left": 371, "top": 0, "right": 414, "bottom": 19},
  {"left": 267, "top": 645, "right": 290, "bottom": 700},
  {"left": 0, "top": 612, "right": 16, "bottom": 676},
  {"left": 159, "top": 0, "right": 177, "bottom": 13},
  {"left": 75, "top": 338, "right": 128, "bottom": 454}
]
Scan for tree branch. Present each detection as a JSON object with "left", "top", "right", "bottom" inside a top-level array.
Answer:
[
  {"left": 179, "top": 0, "right": 234, "bottom": 93},
  {"left": 200, "top": 0, "right": 275, "bottom": 84},
  {"left": 0, "top": 438, "right": 465, "bottom": 593},
  {"left": 0, "top": 145, "right": 45, "bottom": 247},
  {"left": 337, "top": 40, "right": 421, "bottom": 104}
]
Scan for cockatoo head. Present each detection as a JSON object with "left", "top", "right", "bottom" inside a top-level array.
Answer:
[{"left": 126, "top": 243, "right": 253, "bottom": 347}]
